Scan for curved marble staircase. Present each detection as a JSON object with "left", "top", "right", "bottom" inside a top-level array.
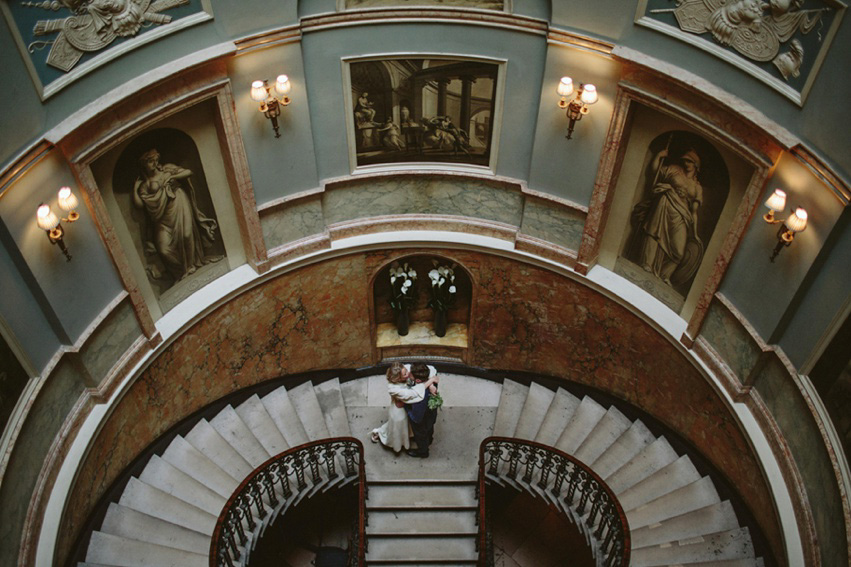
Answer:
[{"left": 77, "top": 373, "right": 766, "bottom": 567}]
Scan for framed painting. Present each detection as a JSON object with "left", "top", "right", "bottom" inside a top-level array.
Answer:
[
  {"left": 635, "top": 0, "right": 846, "bottom": 105},
  {"left": 344, "top": 56, "right": 504, "bottom": 173},
  {"left": 343, "top": 0, "right": 506, "bottom": 9},
  {"left": 1, "top": 0, "right": 213, "bottom": 99}
]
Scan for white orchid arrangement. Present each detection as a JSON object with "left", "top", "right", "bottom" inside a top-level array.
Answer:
[
  {"left": 388, "top": 261, "right": 418, "bottom": 312},
  {"left": 427, "top": 261, "right": 457, "bottom": 312}
]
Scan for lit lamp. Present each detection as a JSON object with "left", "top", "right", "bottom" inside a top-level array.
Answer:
[
  {"left": 36, "top": 186, "right": 80, "bottom": 261},
  {"left": 763, "top": 188, "right": 808, "bottom": 262},
  {"left": 557, "top": 76, "right": 598, "bottom": 139},
  {"left": 250, "top": 74, "right": 292, "bottom": 138}
]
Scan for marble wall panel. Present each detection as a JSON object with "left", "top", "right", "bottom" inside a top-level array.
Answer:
[
  {"left": 260, "top": 197, "right": 326, "bottom": 250},
  {"left": 519, "top": 197, "right": 585, "bottom": 252},
  {"left": 60, "top": 256, "right": 375, "bottom": 560},
  {"left": 0, "top": 358, "right": 87, "bottom": 567},
  {"left": 79, "top": 299, "right": 143, "bottom": 384},
  {"left": 700, "top": 297, "right": 762, "bottom": 382},
  {"left": 323, "top": 175, "right": 523, "bottom": 227},
  {"left": 753, "top": 356, "right": 847, "bottom": 567}
]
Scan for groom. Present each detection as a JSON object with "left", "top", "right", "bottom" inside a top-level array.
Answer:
[{"left": 405, "top": 362, "right": 439, "bottom": 458}]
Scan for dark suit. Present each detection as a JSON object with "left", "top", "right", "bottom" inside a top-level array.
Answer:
[{"left": 406, "top": 386, "right": 437, "bottom": 455}]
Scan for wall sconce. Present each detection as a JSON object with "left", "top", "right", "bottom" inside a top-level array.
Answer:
[
  {"left": 250, "top": 74, "right": 292, "bottom": 138},
  {"left": 557, "top": 76, "right": 598, "bottom": 139},
  {"left": 36, "top": 186, "right": 80, "bottom": 261},
  {"left": 763, "top": 188, "right": 808, "bottom": 262}
]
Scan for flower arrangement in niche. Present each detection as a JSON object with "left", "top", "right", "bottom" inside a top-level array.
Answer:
[
  {"left": 388, "top": 261, "right": 417, "bottom": 335},
  {"left": 427, "top": 261, "right": 457, "bottom": 337}
]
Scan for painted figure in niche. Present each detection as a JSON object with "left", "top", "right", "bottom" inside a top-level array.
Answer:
[
  {"left": 23, "top": 0, "right": 189, "bottom": 72},
  {"left": 355, "top": 91, "right": 376, "bottom": 125},
  {"left": 133, "top": 148, "right": 221, "bottom": 282},
  {"left": 655, "top": 0, "right": 829, "bottom": 79},
  {"left": 631, "top": 144, "right": 704, "bottom": 287},
  {"left": 377, "top": 120, "right": 405, "bottom": 150}
]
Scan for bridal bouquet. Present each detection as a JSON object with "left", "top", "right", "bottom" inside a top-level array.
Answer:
[
  {"left": 428, "top": 391, "right": 444, "bottom": 411},
  {"left": 388, "top": 261, "right": 417, "bottom": 312}
]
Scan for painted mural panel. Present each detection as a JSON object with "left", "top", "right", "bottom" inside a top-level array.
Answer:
[
  {"left": 345, "top": 0, "right": 504, "bottom": 8},
  {"left": 346, "top": 57, "right": 501, "bottom": 170},
  {"left": 90, "top": 99, "right": 239, "bottom": 316},
  {"left": 1, "top": 0, "right": 213, "bottom": 98},
  {"left": 635, "top": 0, "right": 846, "bottom": 105}
]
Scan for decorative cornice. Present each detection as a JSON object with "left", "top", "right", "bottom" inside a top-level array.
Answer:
[
  {"left": 234, "top": 25, "right": 302, "bottom": 54},
  {"left": 546, "top": 27, "right": 614, "bottom": 56}
]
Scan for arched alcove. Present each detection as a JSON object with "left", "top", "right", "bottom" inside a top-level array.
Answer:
[{"left": 372, "top": 254, "right": 473, "bottom": 360}]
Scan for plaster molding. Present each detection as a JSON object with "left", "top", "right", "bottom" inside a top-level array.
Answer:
[
  {"left": 234, "top": 25, "right": 302, "bottom": 55},
  {"left": 791, "top": 146, "right": 851, "bottom": 205},
  {"left": 266, "top": 233, "right": 333, "bottom": 269},
  {"left": 0, "top": 141, "right": 53, "bottom": 200},
  {"left": 546, "top": 27, "right": 615, "bottom": 56},
  {"left": 514, "top": 233, "right": 577, "bottom": 267},
  {"left": 327, "top": 214, "right": 519, "bottom": 243},
  {"left": 520, "top": 186, "right": 589, "bottom": 215},
  {"left": 692, "top": 335, "right": 752, "bottom": 400},
  {"left": 322, "top": 168, "right": 525, "bottom": 193},
  {"left": 300, "top": 7, "right": 548, "bottom": 37}
]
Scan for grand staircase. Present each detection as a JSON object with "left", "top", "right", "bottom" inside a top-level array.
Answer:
[{"left": 77, "top": 373, "right": 766, "bottom": 566}]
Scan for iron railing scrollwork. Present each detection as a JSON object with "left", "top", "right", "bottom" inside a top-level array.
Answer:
[
  {"left": 210, "top": 437, "right": 366, "bottom": 567},
  {"left": 477, "top": 437, "right": 630, "bottom": 567}
]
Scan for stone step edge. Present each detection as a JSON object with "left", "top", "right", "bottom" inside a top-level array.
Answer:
[{"left": 366, "top": 505, "right": 478, "bottom": 512}]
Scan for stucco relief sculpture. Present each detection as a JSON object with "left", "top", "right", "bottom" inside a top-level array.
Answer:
[
  {"left": 652, "top": 0, "right": 829, "bottom": 80},
  {"left": 133, "top": 148, "right": 222, "bottom": 283},
  {"left": 23, "top": 0, "right": 189, "bottom": 71}
]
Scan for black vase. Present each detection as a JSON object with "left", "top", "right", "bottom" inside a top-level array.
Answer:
[
  {"left": 434, "top": 309, "right": 448, "bottom": 338},
  {"left": 396, "top": 309, "right": 410, "bottom": 336}
]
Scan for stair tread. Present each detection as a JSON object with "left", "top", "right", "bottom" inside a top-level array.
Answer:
[
  {"left": 631, "top": 500, "right": 741, "bottom": 549},
  {"left": 533, "top": 388, "right": 581, "bottom": 446},
  {"left": 161, "top": 436, "right": 238, "bottom": 498},
  {"left": 367, "top": 509, "right": 478, "bottom": 533},
  {"left": 619, "top": 454, "right": 701, "bottom": 512},
  {"left": 590, "top": 419, "right": 655, "bottom": 478},
  {"left": 606, "top": 436, "right": 678, "bottom": 493},
  {"left": 368, "top": 484, "right": 477, "bottom": 508},
  {"left": 99, "top": 502, "right": 209, "bottom": 555},
  {"left": 513, "top": 382, "right": 555, "bottom": 441},
  {"left": 627, "top": 476, "right": 720, "bottom": 530},
  {"left": 315, "top": 378, "right": 352, "bottom": 437},
  {"left": 366, "top": 536, "right": 477, "bottom": 561},
  {"left": 554, "top": 395, "right": 606, "bottom": 454},
  {"left": 492, "top": 379, "right": 529, "bottom": 437},
  {"left": 574, "top": 405, "right": 631, "bottom": 464},
  {"left": 86, "top": 530, "right": 208, "bottom": 567},
  {"left": 209, "top": 405, "right": 270, "bottom": 468},
  {"left": 118, "top": 477, "right": 217, "bottom": 535},
  {"left": 630, "top": 527, "right": 755, "bottom": 566},
  {"left": 289, "top": 381, "right": 332, "bottom": 440},
  {"left": 184, "top": 419, "right": 254, "bottom": 481},
  {"left": 261, "top": 385, "right": 310, "bottom": 446},
  {"left": 235, "top": 394, "right": 289, "bottom": 456},
  {"left": 138, "top": 455, "right": 226, "bottom": 516}
]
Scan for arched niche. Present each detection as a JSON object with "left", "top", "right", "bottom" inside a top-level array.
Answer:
[{"left": 372, "top": 254, "right": 473, "bottom": 360}]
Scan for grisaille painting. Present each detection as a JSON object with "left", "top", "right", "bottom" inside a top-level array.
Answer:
[
  {"left": 636, "top": 0, "right": 846, "bottom": 104},
  {"left": 100, "top": 127, "right": 227, "bottom": 309},
  {"left": 345, "top": 0, "right": 504, "bottom": 8},
  {"left": 616, "top": 130, "right": 731, "bottom": 312},
  {"left": 347, "top": 58, "right": 500, "bottom": 169}
]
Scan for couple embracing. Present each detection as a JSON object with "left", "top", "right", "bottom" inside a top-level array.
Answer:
[{"left": 370, "top": 361, "right": 440, "bottom": 458}]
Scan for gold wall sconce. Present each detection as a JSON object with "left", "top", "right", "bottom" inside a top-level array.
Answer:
[
  {"left": 36, "top": 186, "right": 80, "bottom": 261},
  {"left": 557, "top": 76, "right": 598, "bottom": 139},
  {"left": 763, "top": 188, "right": 808, "bottom": 262},
  {"left": 250, "top": 74, "right": 292, "bottom": 138}
]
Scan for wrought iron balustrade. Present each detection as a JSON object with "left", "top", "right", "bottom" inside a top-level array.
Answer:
[
  {"left": 210, "top": 437, "right": 366, "bottom": 567},
  {"left": 477, "top": 437, "right": 629, "bottom": 567}
]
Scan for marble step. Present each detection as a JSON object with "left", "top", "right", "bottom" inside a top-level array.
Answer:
[
  {"left": 574, "top": 405, "right": 632, "bottom": 465},
  {"left": 85, "top": 531, "right": 208, "bottom": 567},
  {"left": 288, "top": 381, "right": 331, "bottom": 440},
  {"left": 677, "top": 558, "right": 763, "bottom": 567},
  {"left": 554, "top": 395, "right": 607, "bottom": 454},
  {"left": 367, "top": 481, "right": 477, "bottom": 509},
  {"left": 161, "top": 435, "right": 238, "bottom": 498},
  {"left": 589, "top": 419, "right": 656, "bottom": 479},
  {"left": 314, "top": 378, "right": 352, "bottom": 437},
  {"left": 138, "top": 455, "right": 226, "bottom": 516},
  {"left": 235, "top": 394, "right": 289, "bottom": 456},
  {"left": 184, "top": 419, "right": 253, "bottom": 481},
  {"left": 618, "top": 455, "right": 701, "bottom": 512},
  {"left": 533, "top": 388, "right": 581, "bottom": 446},
  {"left": 512, "top": 382, "right": 555, "bottom": 441},
  {"left": 367, "top": 509, "right": 478, "bottom": 534},
  {"left": 631, "top": 500, "right": 741, "bottom": 549},
  {"left": 209, "top": 405, "right": 270, "bottom": 468},
  {"left": 118, "top": 477, "right": 217, "bottom": 535},
  {"left": 492, "top": 379, "right": 529, "bottom": 437},
  {"left": 630, "top": 527, "right": 755, "bottom": 566},
  {"left": 260, "top": 385, "right": 309, "bottom": 447},
  {"left": 340, "top": 376, "right": 368, "bottom": 407},
  {"left": 627, "top": 476, "right": 720, "bottom": 530},
  {"left": 98, "top": 502, "right": 209, "bottom": 555},
  {"left": 365, "top": 535, "right": 478, "bottom": 563},
  {"left": 605, "top": 436, "right": 678, "bottom": 494}
]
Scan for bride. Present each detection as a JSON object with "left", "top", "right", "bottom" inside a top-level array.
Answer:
[{"left": 371, "top": 362, "right": 439, "bottom": 453}]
